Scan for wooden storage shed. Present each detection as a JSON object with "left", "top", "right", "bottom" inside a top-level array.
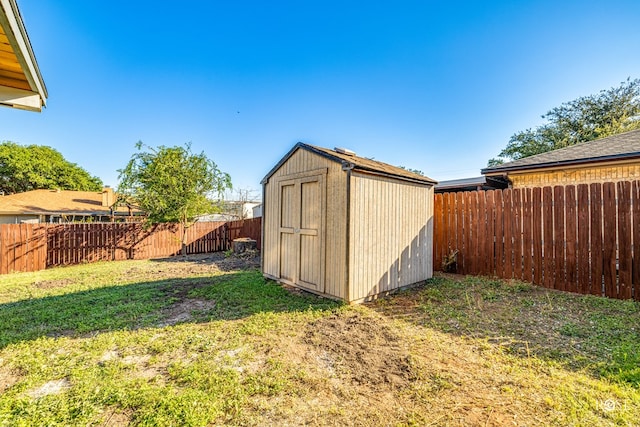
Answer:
[{"left": 261, "top": 143, "right": 437, "bottom": 303}]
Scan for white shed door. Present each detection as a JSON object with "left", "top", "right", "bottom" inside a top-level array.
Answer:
[{"left": 278, "top": 174, "right": 325, "bottom": 292}]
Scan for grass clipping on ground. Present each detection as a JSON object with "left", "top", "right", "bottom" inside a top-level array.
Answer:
[{"left": 0, "top": 255, "right": 639, "bottom": 426}]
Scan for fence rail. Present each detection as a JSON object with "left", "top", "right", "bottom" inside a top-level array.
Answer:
[
  {"left": 434, "top": 181, "right": 640, "bottom": 300},
  {"left": 0, "top": 218, "right": 261, "bottom": 275}
]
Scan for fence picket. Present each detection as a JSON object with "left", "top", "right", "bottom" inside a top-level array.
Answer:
[
  {"left": 461, "top": 192, "right": 470, "bottom": 274},
  {"left": 576, "top": 184, "right": 590, "bottom": 294},
  {"left": 434, "top": 194, "right": 443, "bottom": 271},
  {"left": 553, "top": 186, "right": 565, "bottom": 291},
  {"left": 486, "top": 191, "right": 495, "bottom": 276},
  {"left": 617, "top": 181, "right": 632, "bottom": 299},
  {"left": 633, "top": 182, "right": 640, "bottom": 301},
  {"left": 477, "top": 191, "right": 486, "bottom": 276},
  {"left": 565, "top": 185, "right": 577, "bottom": 293},
  {"left": 602, "top": 183, "right": 618, "bottom": 298},
  {"left": 503, "top": 189, "right": 513, "bottom": 279},
  {"left": 532, "top": 187, "right": 543, "bottom": 286},
  {"left": 590, "top": 183, "right": 603, "bottom": 295},
  {"left": 522, "top": 188, "right": 533, "bottom": 282},
  {"left": 494, "top": 190, "right": 504, "bottom": 278}
]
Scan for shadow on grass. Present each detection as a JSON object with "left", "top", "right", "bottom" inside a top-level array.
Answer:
[
  {"left": 369, "top": 274, "right": 640, "bottom": 388},
  {"left": 0, "top": 269, "right": 340, "bottom": 350},
  {"left": 151, "top": 252, "right": 261, "bottom": 272}
]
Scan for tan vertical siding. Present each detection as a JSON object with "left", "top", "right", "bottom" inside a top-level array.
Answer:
[
  {"left": 263, "top": 148, "right": 347, "bottom": 300},
  {"left": 348, "top": 172, "right": 433, "bottom": 301}
]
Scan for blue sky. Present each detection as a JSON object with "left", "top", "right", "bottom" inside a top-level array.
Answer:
[{"left": 3, "top": 0, "right": 640, "bottom": 197}]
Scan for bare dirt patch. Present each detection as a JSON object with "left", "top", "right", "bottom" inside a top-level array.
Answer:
[
  {"left": 98, "top": 408, "right": 132, "bottom": 427},
  {"left": 0, "top": 364, "right": 20, "bottom": 393},
  {"left": 158, "top": 298, "right": 217, "bottom": 326},
  {"left": 304, "top": 311, "right": 415, "bottom": 388},
  {"left": 121, "top": 252, "right": 260, "bottom": 282},
  {"left": 32, "top": 278, "right": 74, "bottom": 289},
  {"left": 26, "top": 378, "right": 71, "bottom": 399}
]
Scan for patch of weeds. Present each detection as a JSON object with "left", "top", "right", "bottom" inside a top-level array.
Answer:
[
  {"left": 377, "top": 273, "right": 640, "bottom": 390},
  {"left": 560, "top": 322, "right": 588, "bottom": 338},
  {"left": 481, "top": 289, "right": 500, "bottom": 302},
  {"left": 421, "top": 287, "right": 444, "bottom": 302},
  {"left": 188, "top": 270, "right": 340, "bottom": 320},
  {"left": 512, "top": 282, "right": 533, "bottom": 292},
  {"left": 426, "top": 372, "right": 454, "bottom": 392},
  {"left": 603, "top": 343, "right": 640, "bottom": 385}
]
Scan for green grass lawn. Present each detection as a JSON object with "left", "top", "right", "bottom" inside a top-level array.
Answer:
[{"left": 0, "top": 256, "right": 639, "bottom": 426}]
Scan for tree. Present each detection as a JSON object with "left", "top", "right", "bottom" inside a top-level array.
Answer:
[
  {"left": 398, "top": 166, "right": 426, "bottom": 176},
  {"left": 488, "top": 78, "right": 640, "bottom": 166},
  {"left": 117, "top": 142, "right": 232, "bottom": 255},
  {"left": 0, "top": 142, "right": 103, "bottom": 194}
]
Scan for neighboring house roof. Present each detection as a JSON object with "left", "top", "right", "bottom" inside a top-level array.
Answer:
[
  {"left": 262, "top": 142, "right": 437, "bottom": 185},
  {"left": 0, "top": 0, "right": 47, "bottom": 112},
  {"left": 482, "top": 129, "right": 640, "bottom": 175},
  {"left": 0, "top": 189, "right": 139, "bottom": 216},
  {"left": 435, "top": 176, "right": 509, "bottom": 193}
]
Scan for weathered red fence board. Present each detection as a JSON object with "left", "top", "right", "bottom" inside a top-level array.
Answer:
[
  {"left": 532, "top": 187, "right": 543, "bottom": 285},
  {"left": 576, "top": 184, "right": 590, "bottom": 294},
  {"left": 542, "top": 186, "right": 554, "bottom": 289},
  {"left": 565, "top": 185, "right": 577, "bottom": 293},
  {"left": 0, "top": 224, "right": 47, "bottom": 274},
  {"left": 494, "top": 190, "right": 504, "bottom": 278},
  {"left": 553, "top": 186, "right": 565, "bottom": 291},
  {"left": 633, "top": 182, "right": 640, "bottom": 301},
  {"left": 522, "top": 188, "right": 533, "bottom": 283},
  {"left": 434, "top": 194, "right": 443, "bottom": 272},
  {"left": 0, "top": 218, "right": 262, "bottom": 275},
  {"left": 589, "top": 183, "right": 603, "bottom": 295},
  {"left": 503, "top": 189, "right": 513, "bottom": 279},
  {"left": 617, "top": 181, "right": 632, "bottom": 299},
  {"left": 434, "top": 180, "right": 640, "bottom": 300},
  {"left": 602, "top": 183, "right": 617, "bottom": 298}
]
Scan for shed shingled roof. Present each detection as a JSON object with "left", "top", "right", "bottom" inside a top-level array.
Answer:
[
  {"left": 482, "top": 129, "right": 640, "bottom": 175},
  {"left": 262, "top": 142, "right": 437, "bottom": 185}
]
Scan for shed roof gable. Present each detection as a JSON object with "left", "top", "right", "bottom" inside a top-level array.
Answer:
[{"left": 262, "top": 142, "right": 437, "bottom": 185}]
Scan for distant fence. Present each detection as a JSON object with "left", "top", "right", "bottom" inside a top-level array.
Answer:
[
  {"left": 434, "top": 181, "right": 640, "bottom": 300},
  {"left": 0, "top": 218, "right": 261, "bottom": 275}
]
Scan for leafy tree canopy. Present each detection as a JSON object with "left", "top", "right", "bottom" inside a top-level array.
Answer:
[
  {"left": 488, "top": 78, "right": 640, "bottom": 166},
  {"left": 0, "top": 142, "right": 103, "bottom": 194},
  {"left": 117, "top": 141, "right": 232, "bottom": 230},
  {"left": 398, "top": 166, "right": 425, "bottom": 176}
]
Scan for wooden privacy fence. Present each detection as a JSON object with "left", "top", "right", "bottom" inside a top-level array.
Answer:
[
  {"left": 434, "top": 181, "right": 640, "bottom": 300},
  {"left": 0, "top": 218, "right": 262, "bottom": 275}
]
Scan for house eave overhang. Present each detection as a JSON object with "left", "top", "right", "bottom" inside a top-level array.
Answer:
[
  {"left": 481, "top": 152, "right": 640, "bottom": 176},
  {"left": 0, "top": 0, "right": 47, "bottom": 112}
]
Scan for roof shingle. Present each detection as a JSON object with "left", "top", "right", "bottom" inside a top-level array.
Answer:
[
  {"left": 263, "top": 143, "right": 437, "bottom": 185},
  {"left": 482, "top": 129, "right": 640, "bottom": 174}
]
